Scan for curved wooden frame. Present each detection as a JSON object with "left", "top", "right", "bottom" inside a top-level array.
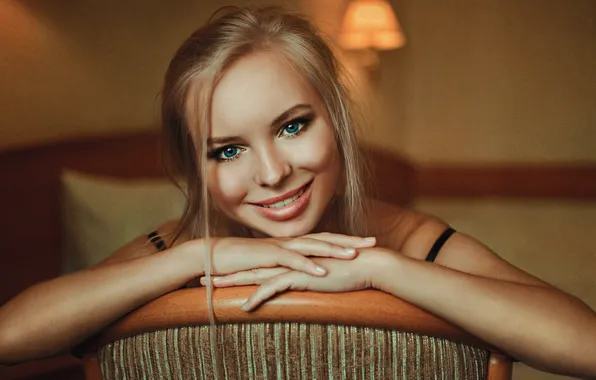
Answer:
[{"left": 80, "top": 287, "right": 512, "bottom": 380}]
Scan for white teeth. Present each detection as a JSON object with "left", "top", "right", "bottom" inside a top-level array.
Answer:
[
  {"left": 262, "top": 188, "right": 305, "bottom": 208},
  {"left": 270, "top": 200, "right": 287, "bottom": 208}
]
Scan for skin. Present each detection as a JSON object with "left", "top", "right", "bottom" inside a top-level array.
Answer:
[
  {"left": 1, "top": 50, "right": 595, "bottom": 378},
  {"left": 203, "top": 51, "right": 341, "bottom": 238}
]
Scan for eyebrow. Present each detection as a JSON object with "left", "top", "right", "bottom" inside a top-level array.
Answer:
[{"left": 207, "top": 104, "right": 313, "bottom": 146}]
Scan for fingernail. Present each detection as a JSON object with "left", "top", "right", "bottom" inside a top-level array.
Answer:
[
  {"left": 364, "top": 237, "right": 376, "bottom": 243},
  {"left": 241, "top": 302, "right": 250, "bottom": 311},
  {"left": 315, "top": 266, "right": 326, "bottom": 275},
  {"left": 344, "top": 248, "right": 356, "bottom": 255}
]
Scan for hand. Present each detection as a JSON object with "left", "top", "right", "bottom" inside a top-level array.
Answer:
[
  {"left": 200, "top": 247, "right": 398, "bottom": 311},
  {"left": 186, "top": 232, "right": 377, "bottom": 279}
]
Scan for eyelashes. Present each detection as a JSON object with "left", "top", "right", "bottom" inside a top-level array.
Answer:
[
  {"left": 207, "top": 113, "right": 315, "bottom": 163},
  {"left": 208, "top": 146, "right": 244, "bottom": 162}
]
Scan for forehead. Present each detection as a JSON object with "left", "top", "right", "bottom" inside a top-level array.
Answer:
[{"left": 209, "top": 51, "right": 318, "bottom": 137}]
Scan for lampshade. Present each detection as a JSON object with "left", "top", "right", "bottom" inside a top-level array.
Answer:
[{"left": 338, "top": 0, "right": 406, "bottom": 50}]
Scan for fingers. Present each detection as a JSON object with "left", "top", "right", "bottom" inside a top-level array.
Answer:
[
  {"left": 279, "top": 237, "right": 357, "bottom": 260},
  {"left": 273, "top": 246, "right": 328, "bottom": 276},
  {"left": 241, "top": 272, "right": 308, "bottom": 311},
  {"left": 209, "top": 235, "right": 373, "bottom": 280},
  {"left": 200, "top": 268, "right": 290, "bottom": 287},
  {"left": 212, "top": 238, "right": 327, "bottom": 277},
  {"left": 304, "top": 232, "right": 377, "bottom": 248},
  {"left": 199, "top": 269, "right": 308, "bottom": 311},
  {"left": 273, "top": 233, "right": 377, "bottom": 261}
]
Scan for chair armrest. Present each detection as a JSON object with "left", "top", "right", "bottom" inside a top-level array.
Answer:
[{"left": 79, "top": 287, "right": 503, "bottom": 356}]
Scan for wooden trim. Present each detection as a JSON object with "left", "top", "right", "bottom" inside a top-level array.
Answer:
[
  {"left": 0, "top": 132, "right": 166, "bottom": 305},
  {"left": 82, "top": 355, "right": 102, "bottom": 380},
  {"left": 364, "top": 146, "right": 417, "bottom": 205},
  {"left": 415, "top": 164, "right": 596, "bottom": 199},
  {"left": 78, "top": 287, "right": 505, "bottom": 356},
  {"left": 487, "top": 353, "right": 513, "bottom": 380}
]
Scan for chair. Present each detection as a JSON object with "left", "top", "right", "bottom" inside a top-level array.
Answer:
[{"left": 78, "top": 287, "right": 512, "bottom": 379}]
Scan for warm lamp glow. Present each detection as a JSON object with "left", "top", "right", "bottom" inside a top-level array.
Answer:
[{"left": 339, "top": 0, "right": 406, "bottom": 50}]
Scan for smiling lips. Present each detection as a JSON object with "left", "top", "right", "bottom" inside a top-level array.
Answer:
[{"left": 251, "top": 180, "right": 313, "bottom": 221}]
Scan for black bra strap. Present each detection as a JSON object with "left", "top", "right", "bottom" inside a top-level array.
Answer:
[
  {"left": 148, "top": 231, "right": 167, "bottom": 252},
  {"left": 425, "top": 227, "right": 456, "bottom": 263}
]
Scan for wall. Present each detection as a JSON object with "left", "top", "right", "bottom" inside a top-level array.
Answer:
[
  {"left": 373, "top": 0, "right": 596, "bottom": 163},
  {"left": 0, "top": 0, "right": 299, "bottom": 151},
  {"left": 2, "top": 1, "right": 593, "bottom": 161},
  {"left": 414, "top": 197, "right": 596, "bottom": 380},
  {"left": 1, "top": 2, "right": 595, "bottom": 379},
  {"left": 366, "top": 3, "right": 595, "bottom": 380}
]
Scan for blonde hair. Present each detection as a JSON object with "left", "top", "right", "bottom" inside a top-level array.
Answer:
[
  {"left": 161, "top": 6, "right": 370, "bottom": 242},
  {"left": 160, "top": 6, "right": 372, "bottom": 375}
]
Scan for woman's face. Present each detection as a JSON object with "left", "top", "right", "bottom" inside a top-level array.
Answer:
[{"left": 197, "top": 51, "right": 341, "bottom": 237}]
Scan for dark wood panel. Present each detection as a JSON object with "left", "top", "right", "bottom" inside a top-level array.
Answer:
[
  {"left": 416, "top": 164, "right": 596, "bottom": 199},
  {"left": 0, "top": 133, "right": 166, "bottom": 306},
  {"left": 364, "top": 145, "right": 417, "bottom": 205}
]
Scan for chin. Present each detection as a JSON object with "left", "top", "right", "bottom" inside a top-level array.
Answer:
[{"left": 257, "top": 220, "right": 318, "bottom": 238}]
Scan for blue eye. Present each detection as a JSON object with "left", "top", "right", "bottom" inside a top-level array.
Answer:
[
  {"left": 208, "top": 145, "right": 244, "bottom": 162},
  {"left": 280, "top": 116, "right": 313, "bottom": 138},
  {"left": 284, "top": 123, "right": 301, "bottom": 134},
  {"left": 222, "top": 147, "right": 238, "bottom": 158}
]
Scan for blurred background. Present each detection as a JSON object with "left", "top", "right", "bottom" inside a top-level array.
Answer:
[{"left": 1, "top": 1, "right": 595, "bottom": 379}]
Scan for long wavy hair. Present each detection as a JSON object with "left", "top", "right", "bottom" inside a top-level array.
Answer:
[
  {"left": 161, "top": 6, "right": 371, "bottom": 242},
  {"left": 159, "top": 7, "right": 373, "bottom": 376}
]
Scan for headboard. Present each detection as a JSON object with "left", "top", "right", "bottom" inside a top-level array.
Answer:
[{"left": 0, "top": 132, "right": 415, "bottom": 305}]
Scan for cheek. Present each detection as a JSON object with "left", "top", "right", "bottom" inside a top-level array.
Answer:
[
  {"left": 292, "top": 126, "right": 340, "bottom": 173},
  {"left": 206, "top": 163, "right": 249, "bottom": 208}
]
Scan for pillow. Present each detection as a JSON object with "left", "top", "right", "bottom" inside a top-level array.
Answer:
[{"left": 61, "top": 170, "right": 186, "bottom": 273}]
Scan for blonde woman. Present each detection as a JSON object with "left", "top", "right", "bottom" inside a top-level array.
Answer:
[{"left": 1, "top": 6, "right": 595, "bottom": 379}]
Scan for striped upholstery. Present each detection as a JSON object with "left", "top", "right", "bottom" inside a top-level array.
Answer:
[{"left": 97, "top": 323, "right": 489, "bottom": 379}]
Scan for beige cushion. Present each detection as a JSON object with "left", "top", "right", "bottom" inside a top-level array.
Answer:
[
  {"left": 60, "top": 170, "right": 186, "bottom": 273},
  {"left": 98, "top": 323, "right": 489, "bottom": 380}
]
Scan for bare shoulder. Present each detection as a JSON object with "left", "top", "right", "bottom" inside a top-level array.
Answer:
[
  {"left": 366, "top": 198, "right": 548, "bottom": 286},
  {"left": 94, "top": 220, "right": 189, "bottom": 268},
  {"left": 366, "top": 198, "right": 433, "bottom": 257},
  {"left": 413, "top": 218, "right": 548, "bottom": 286}
]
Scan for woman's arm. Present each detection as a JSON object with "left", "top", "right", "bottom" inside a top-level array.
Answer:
[
  {"left": 372, "top": 218, "right": 596, "bottom": 379},
  {"left": 0, "top": 226, "right": 362, "bottom": 365},
  {"left": 95, "top": 220, "right": 187, "bottom": 267},
  {"left": 205, "top": 207, "right": 596, "bottom": 377},
  {"left": 0, "top": 238, "right": 202, "bottom": 365}
]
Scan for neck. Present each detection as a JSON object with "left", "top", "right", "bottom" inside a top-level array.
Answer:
[{"left": 312, "top": 197, "right": 342, "bottom": 234}]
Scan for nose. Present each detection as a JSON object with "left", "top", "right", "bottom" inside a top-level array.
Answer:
[{"left": 253, "top": 145, "right": 292, "bottom": 187}]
